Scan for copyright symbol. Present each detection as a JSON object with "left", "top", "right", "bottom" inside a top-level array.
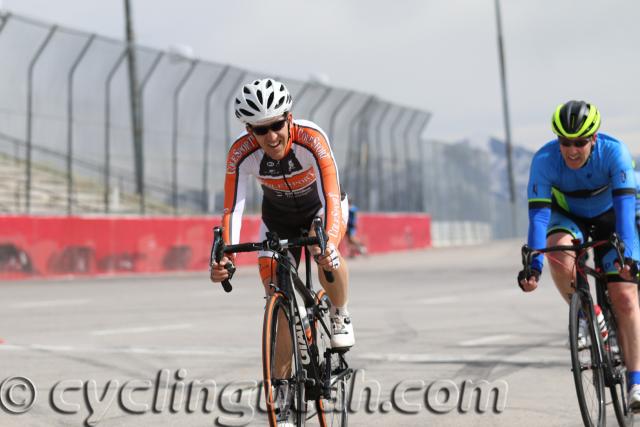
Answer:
[{"left": 0, "top": 376, "right": 37, "bottom": 414}]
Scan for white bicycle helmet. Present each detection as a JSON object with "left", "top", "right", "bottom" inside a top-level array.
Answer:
[{"left": 234, "top": 78, "right": 293, "bottom": 125}]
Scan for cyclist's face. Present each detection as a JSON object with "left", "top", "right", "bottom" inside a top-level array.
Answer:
[
  {"left": 559, "top": 135, "right": 595, "bottom": 169},
  {"left": 248, "top": 113, "right": 291, "bottom": 160}
]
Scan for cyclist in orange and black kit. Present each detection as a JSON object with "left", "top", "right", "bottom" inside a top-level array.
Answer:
[{"left": 209, "top": 78, "right": 355, "bottom": 350}]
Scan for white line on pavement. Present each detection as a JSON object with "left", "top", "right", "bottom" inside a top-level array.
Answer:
[
  {"left": 0, "top": 344, "right": 567, "bottom": 365},
  {"left": 415, "top": 296, "right": 458, "bottom": 305},
  {"left": 0, "top": 343, "right": 256, "bottom": 358},
  {"left": 356, "top": 352, "right": 567, "bottom": 365},
  {"left": 10, "top": 299, "right": 91, "bottom": 309},
  {"left": 458, "top": 334, "right": 515, "bottom": 347},
  {"left": 91, "top": 323, "right": 194, "bottom": 336}
]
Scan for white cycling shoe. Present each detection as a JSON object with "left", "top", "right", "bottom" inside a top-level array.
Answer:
[
  {"left": 577, "top": 317, "right": 590, "bottom": 350},
  {"left": 330, "top": 309, "right": 355, "bottom": 349},
  {"left": 628, "top": 384, "right": 640, "bottom": 413}
]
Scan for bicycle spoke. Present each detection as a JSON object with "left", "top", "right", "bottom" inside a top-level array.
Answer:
[{"left": 570, "top": 293, "right": 606, "bottom": 427}]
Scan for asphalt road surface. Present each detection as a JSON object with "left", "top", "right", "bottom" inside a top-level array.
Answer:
[{"left": 0, "top": 239, "right": 634, "bottom": 426}]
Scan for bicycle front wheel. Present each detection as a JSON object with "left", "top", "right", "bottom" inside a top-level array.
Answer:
[
  {"left": 569, "top": 291, "right": 606, "bottom": 427},
  {"left": 603, "top": 311, "right": 631, "bottom": 426},
  {"left": 314, "top": 289, "right": 350, "bottom": 427},
  {"left": 263, "top": 292, "right": 307, "bottom": 427}
]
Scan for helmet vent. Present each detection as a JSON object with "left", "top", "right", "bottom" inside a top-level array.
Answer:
[
  {"left": 274, "top": 96, "right": 284, "bottom": 109},
  {"left": 239, "top": 108, "right": 254, "bottom": 116},
  {"left": 256, "top": 90, "right": 263, "bottom": 104},
  {"left": 267, "top": 92, "right": 275, "bottom": 108},
  {"left": 266, "top": 79, "right": 273, "bottom": 88},
  {"left": 246, "top": 99, "right": 260, "bottom": 112},
  {"left": 243, "top": 86, "right": 251, "bottom": 94}
]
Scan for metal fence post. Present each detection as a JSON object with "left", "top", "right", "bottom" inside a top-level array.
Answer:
[
  {"left": 294, "top": 81, "right": 312, "bottom": 106},
  {"left": 224, "top": 71, "right": 248, "bottom": 151},
  {"left": 415, "top": 112, "right": 432, "bottom": 212},
  {"left": 202, "top": 65, "right": 230, "bottom": 213},
  {"left": 308, "top": 86, "right": 332, "bottom": 122},
  {"left": 25, "top": 24, "right": 57, "bottom": 214},
  {"left": 66, "top": 34, "right": 96, "bottom": 215},
  {"left": 390, "top": 107, "right": 408, "bottom": 210},
  {"left": 0, "top": 13, "right": 9, "bottom": 161},
  {"left": 403, "top": 110, "right": 420, "bottom": 211},
  {"left": 328, "top": 91, "right": 354, "bottom": 144},
  {"left": 373, "top": 103, "right": 392, "bottom": 211},
  {"left": 345, "top": 96, "right": 375, "bottom": 196},
  {"left": 171, "top": 60, "right": 198, "bottom": 215},
  {"left": 354, "top": 97, "right": 377, "bottom": 208},
  {"left": 104, "top": 48, "right": 128, "bottom": 213},
  {"left": 137, "top": 50, "right": 164, "bottom": 213},
  {"left": 361, "top": 101, "right": 385, "bottom": 211}
]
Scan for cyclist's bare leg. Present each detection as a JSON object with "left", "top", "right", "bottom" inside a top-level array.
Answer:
[
  {"left": 546, "top": 232, "right": 577, "bottom": 303},
  {"left": 307, "top": 226, "right": 350, "bottom": 307},
  {"left": 608, "top": 282, "right": 640, "bottom": 371},
  {"left": 260, "top": 257, "right": 292, "bottom": 378},
  {"left": 317, "top": 254, "right": 349, "bottom": 308}
]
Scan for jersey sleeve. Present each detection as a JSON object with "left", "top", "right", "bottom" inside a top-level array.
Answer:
[
  {"left": 526, "top": 152, "right": 553, "bottom": 271},
  {"left": 221, "top": 140, "right": 253, "bottom": 246},
  {"left": 608, "top": 142, "right": 637, "bottom": 259},
  {"left": 297, "top": 125, "right": 344, "bottom": 247},
  {"left": 635, "top": 171, "right": 640, "bottom": 217}
]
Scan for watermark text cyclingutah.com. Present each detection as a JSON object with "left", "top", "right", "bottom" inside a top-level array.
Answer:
[{"left": 1, "top": 368, "right": 508, "bottom": 426}]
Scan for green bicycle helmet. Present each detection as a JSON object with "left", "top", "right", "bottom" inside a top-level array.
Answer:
[{"left": 551, "top": 100, "right": 601, "bottom": 138}]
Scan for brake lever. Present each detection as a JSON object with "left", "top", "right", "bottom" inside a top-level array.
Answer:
[
  {"left": 610, "top": 233, "right": 625, "bottom": 265},
  {"left": 213, "top": 227, "right": 232, "bottom": 293},
  {"left": 312, "top": 217, "right": 335, "bottom": 283},
  {"left": 521, "top": 244, "right": 532, "bottom": 277}
]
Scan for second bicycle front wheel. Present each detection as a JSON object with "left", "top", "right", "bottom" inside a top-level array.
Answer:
[
  {"left": 603, "top": 310, "right": 631, "bottom": 426},
  {"left": 569, "top": 291, "right": 606, "bottom": 427},
  {"left": 263, "top": 292, "right": 307, "bottom": 427}
]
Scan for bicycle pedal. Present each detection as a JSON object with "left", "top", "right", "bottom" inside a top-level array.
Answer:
[{"left": 329, "top": 346, "right": 350, "bottom": 355}]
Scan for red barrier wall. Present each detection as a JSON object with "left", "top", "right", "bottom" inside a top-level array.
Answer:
[{"left": 0, "top": 213, "right": 430, "bottom": 279}]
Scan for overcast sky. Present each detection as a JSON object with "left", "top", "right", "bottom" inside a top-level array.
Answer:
[{"left": 2, "top": 0, "right": 639, "bottom": 153}]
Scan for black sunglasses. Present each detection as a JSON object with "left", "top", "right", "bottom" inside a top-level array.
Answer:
[
  {"left": 250, "top": 118, "right": 287, "bottom": 136},
  {"left": 559, "top": 136, "right": 592, "bottom": 148}
]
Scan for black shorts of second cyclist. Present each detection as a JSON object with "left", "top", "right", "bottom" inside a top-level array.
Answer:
[{"left": 546, "top": 205, "right": 639, "bottom": 284}]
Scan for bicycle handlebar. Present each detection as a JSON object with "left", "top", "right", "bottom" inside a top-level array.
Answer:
[
  {"left": 520, "top": 233, "right": 626, "bottom": 278},
  {"left": 210, "top": 217, "right": 334, "bottom": 292}
]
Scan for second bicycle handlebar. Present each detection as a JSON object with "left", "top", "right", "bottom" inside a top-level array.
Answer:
[{"left": 520, "top": 233, "right": 626, "bottom": 279}]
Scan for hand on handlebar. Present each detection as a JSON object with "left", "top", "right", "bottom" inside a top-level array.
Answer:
[
  {"left": 210, "top": 255, "right": 235, "bottom": 283},
  {"left": 312, "top": 242, "right": 341, "bottom": 271},
  {"left": 517, "top": 268, "right": 540, "bottom": 292},
  {"left": 614, "top": 257, "right": 639, "bottom": 282}
]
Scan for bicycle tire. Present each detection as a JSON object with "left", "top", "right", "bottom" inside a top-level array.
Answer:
[
  {"left": 603, "top": 307, "right": 630, "bottom": 426},
  {"left": 314, "top": 289, "right": 349, "bottom": 427},
  {"left": 263, "top": 292, "right": 307, "bottom": 427},
  {"left": 570, "top": 291, "right": 606, "bottom": 427}
]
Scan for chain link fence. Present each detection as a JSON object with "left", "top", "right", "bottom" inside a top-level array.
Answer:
[{"left": 0, "top": 11, "right": 522, "bottom": 240}]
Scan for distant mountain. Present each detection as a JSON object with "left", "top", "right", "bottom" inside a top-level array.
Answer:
[{"left": 488, "top": 137, "right": 535, "bottom": 201}]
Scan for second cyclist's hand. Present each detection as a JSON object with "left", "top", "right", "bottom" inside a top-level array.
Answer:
[
  {"left": 312, "top": 243, "right": 341, "bottom": 271},
  {"left": 614, "top": 258, "right": 638, "bottom": 282},
  {"left": 210, "top": 255, "right": 231, "bottom": 283},
  {"left": 517, "top": 269, "right": 540, "bottom": 292}
]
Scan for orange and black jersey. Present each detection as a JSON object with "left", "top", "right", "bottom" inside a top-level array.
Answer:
[{"left": 222, "top": 119, "right": 343, "bottom": 247}]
